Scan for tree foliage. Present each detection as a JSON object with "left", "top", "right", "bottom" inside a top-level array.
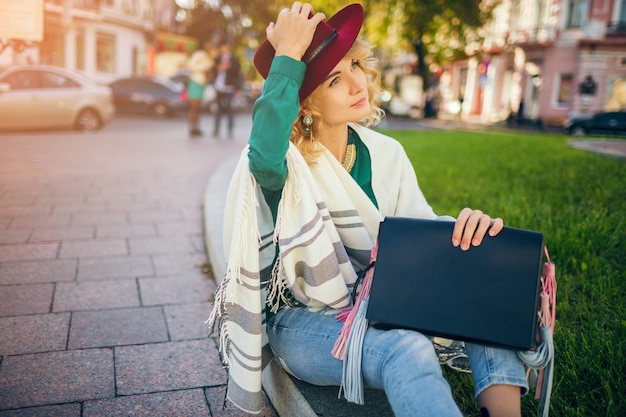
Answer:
[
  {"left": 180, "top": 0, "right": 498, "bottom": 86},
  {"left": 372, "top": 0, "right": 499, "bottom": 88}
]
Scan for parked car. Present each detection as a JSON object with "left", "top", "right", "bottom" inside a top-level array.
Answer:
[
  {"left": 563, "top": 111, "right": 626, "bottom": 136},
  {"left": 108, "top": 76, "right": 188, "bottom": 117},
  {"left": 169, "top": 72, "right": 216, "bottom": 112},
  {"left": 0, "top": 65, "right": 114, "bottom": 131}
]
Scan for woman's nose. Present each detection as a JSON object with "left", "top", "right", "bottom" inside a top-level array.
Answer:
[{"left": 349, "top": 73, "right": 365, "bottom": 93}]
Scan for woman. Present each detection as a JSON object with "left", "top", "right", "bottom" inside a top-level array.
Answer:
[
  {"left": 209, "top": 3, "right": 528, "bottom": 416},
  {"left": 185, "top": 41, "right": 217, "bottom": 137}
]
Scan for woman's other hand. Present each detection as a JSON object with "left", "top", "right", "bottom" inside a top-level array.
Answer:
[
  {"left": 266, "top": 2, "right": 326, "bottom": 61},
  {"left": 452, "top": 207, "right": 503, "bottom": 251}
]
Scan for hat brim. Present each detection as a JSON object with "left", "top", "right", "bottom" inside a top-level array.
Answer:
[{"left": 254, "top": 3, "right": 364, "bottom": 101}]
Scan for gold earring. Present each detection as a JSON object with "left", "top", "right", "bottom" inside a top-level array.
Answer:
[{"left": 302, "top": 114, "right": 313, "bottom": 137}]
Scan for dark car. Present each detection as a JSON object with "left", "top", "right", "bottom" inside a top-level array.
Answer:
[
  {"left": 563, "top": 111, "right": 626, "bottom": 136},
  {"left": 108, "top": 76, "right": 188, "bottom": 117}
]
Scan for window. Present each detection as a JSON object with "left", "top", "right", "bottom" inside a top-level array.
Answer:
[
  {"left": 96, "top": 32, "right": 116, "bottom": 73},
  {"left": 567, "top": 0, "right": 588, "bottom": 28},
  {"left": 1, "top": 71, "right": 38, "bottom": 90},
  {"left": 41, "top": 26, "right": 65, "bottom": 66},
  {"left": 557, "top": 73, "right": 574, "bottom": 106},
  {"left": 39, "top": 72, "right": 79, "bottom": 89}
]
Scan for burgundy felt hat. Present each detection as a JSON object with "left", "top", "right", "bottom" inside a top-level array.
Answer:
[{"left": 253, "top": 3, "right": 364, "bottom": 101}]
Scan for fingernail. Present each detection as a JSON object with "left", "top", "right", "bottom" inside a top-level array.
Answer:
[
  {"left": 461, "top": 242, "right": 469, "bottom": 251},
  {"left": 472, "top": 238, "right": 480, "bottom": 246},
  {"left": 452, "top": 239, "right": 459, "bottom": 247}
]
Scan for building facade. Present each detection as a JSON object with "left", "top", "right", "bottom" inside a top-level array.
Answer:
[
  {"left": 1, "top": 0, "right": 179, "bottom": 84},
  {"left": 442, "top": 0, "right": 626, "bottom": 125}
]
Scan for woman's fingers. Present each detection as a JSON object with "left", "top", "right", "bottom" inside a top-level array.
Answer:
[
  {"left": 452, "top": 208, "right": 503, "bottom": 251},
  {"left": 452, "top": 207, "right": 473, "bottom": 249},
  {"left": 269, "top": 3, "right": 325, "bottom": 59}
]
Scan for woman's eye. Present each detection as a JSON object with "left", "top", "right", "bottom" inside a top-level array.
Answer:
[
  {"left": 329, "top": 77, "right": 340, "bottom": 86},
  {"left": 351, "top": 60, "right": 360, "bottom": 69}
]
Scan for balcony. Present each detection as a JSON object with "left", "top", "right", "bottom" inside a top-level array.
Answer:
[
  {"left": 606, "top": 21, "right": 626, "bottom": 38},
  {"left": 508, "top": 25, "right": 558, "bottom": 45},
  {"left": 46, "top": 0, "right": 100, "bottom": 8}
]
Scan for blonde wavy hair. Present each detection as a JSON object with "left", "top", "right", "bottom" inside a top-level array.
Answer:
[{"left": 291, "top": 39, "right": 384, "bottom": 165}]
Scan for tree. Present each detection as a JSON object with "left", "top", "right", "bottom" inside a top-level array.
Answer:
[
  {"left": 181, "top": 0, "right": 279, "bottom": 79},
  {"left": 180, "top": 0, "right": 497, "bottom": 87},
  {"left": 369, "top": 0, "right": 499, "bottom": 90}
]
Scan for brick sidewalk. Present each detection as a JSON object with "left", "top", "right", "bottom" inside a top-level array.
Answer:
[{"left": 0, "top": 115, "right": 277, "bottom": 416}]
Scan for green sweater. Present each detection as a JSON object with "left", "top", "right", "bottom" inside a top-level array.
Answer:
[{"left": 248, "top": 55, "right": 377, "bottom": 221}]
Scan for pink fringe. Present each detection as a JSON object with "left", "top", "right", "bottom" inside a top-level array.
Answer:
[
  {"left": 535, "top": 246, "right": 557, "bottom": 399},
  {"left": 331, "top": 245, "right": 379, "bottom": 360}
]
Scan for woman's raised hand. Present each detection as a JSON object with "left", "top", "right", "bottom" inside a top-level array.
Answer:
[
  {"left": 267, "top": 2, "right": 326, "bottom": 61},
  {"left": 452, "top": 207, "right": 504, "bottom": 251}
]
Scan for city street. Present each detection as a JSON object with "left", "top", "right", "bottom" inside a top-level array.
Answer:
[{"left": 0, "top": 113, "right": 279, "bottom": 416}]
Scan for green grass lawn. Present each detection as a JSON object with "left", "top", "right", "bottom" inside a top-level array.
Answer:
[{"left": 379, "top": 127, "right": 626, "bottom": 417}]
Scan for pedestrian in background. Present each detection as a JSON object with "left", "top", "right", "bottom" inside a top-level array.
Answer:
[
  {"left": 210, "top": 40, "right": 241, "bottom": 138},
  {"left": 186, "top": 41, "right": 217, "bottom": 137}
]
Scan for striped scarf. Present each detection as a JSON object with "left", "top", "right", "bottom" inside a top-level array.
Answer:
[
  {"left": 208, "top": 124, "right": 439, "bottom": 413},
  {"left": 208, "top": 142, "right": 384, "bottom": 413}
]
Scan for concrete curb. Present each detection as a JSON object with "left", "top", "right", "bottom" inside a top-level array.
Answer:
[{"left": 569, "top": 139, "right": 626, "bottom": 159}]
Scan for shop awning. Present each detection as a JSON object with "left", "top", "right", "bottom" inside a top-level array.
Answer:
[{"left": 155, "top": 32, "right": 198, "bottom": 53}]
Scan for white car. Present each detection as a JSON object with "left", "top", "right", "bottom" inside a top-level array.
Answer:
[{"left": 0, "top": 65, "right": 115, "bottom": 131}]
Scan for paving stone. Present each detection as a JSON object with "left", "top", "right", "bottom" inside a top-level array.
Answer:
[
  {"left": 52, "top": 204, "right": 116, "bottom": 215},
  {"left": 0, "top": 349, "right": 115, "bottom": 409},
  {"left": 35, "top": 195, "right": 87, "bottom": 205},
  {"left": 77, "top": 256, "right": 153, "bottom": 280},
  {"left": 0, "top": 284, "right": 54, "bottom": 317},
  {"left": 53, "top": 279, "right": 139, "bottom": 312},
  {"left": 0, "top": 403, "right": 81, "bottom": 417},
  {"left": 59, "top": 239, "right": 127, "bottom": 258},
  {"left": 164, "top": 303, "right": 212, "bottom": 340},
  {"left": 152, "top": 253, "right": 208, "bottom": 275},
  {"left": 178, "top": 204, "right": 204, "bottom": 219},
  {"left": 190, "top": 236, "right": 206, "bottom": 254},
  {"left": 0, "top": 259, "right": 77, "bottom": 284},
  {"left": 128, "top": 210, "right": 183, "bottom": 223},
  {"left": 128, "top": 236, "right": 195, "bottom": 255},
  {"left": 0, "top": 205, "right": 53, "bottom": 217},
  {"left": 115, "top": 339, "right": 226, "bottom": 395},
  {"left": 30, "top": 226, "right": 95, "bottom": 242},
  {"left": 0, "top": 194, "right": 37, "bottom": 205},
  {"left": 0, "top": 243, "right": 59, "bottom": 262},
  {"left": 86, "top": 195, "right": 138, "bottom": 206},
  {"left": 69, "top": 307, "right": 168, "bottom": 349},
  {"left": 83, "top": 389, "right": 210, "bottom": 417},
  {"left": 96, "top": 224, "right": 157, "bottom": 239},
  {"left": 106, "top": 201, "right": 160, "bottom": 212},
  {"left": 0, "top": 228, "right": 31, "bottom": 244},
  {"left": 71, "top": 213, "right": 129, "bottom": 225},
  {"left": 0, "top": 313, "right": 69, "bottom": 355},
  {"left": 205, "top": 386, "right": 278, "bottom": 417},
  {"left": 9, "top": 216, "right": 71, "bottom": 228},
  {"left": 155, "top": 221, "right": 202, "bottom": 237},
  {"left": 139, "top": 274, "right": 214, "bottom": 306}
]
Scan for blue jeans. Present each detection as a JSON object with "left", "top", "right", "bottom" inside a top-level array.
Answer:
[{"left": 267, "top": 307, "right": 528, "bottom": 417}]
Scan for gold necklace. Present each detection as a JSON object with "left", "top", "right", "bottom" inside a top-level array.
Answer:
[{"left": 342, "top": 144, "right": 357, "bottom": 172}]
